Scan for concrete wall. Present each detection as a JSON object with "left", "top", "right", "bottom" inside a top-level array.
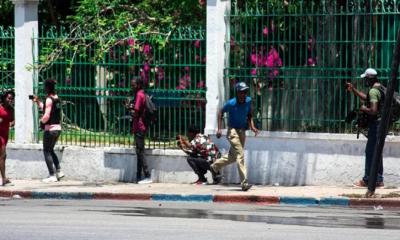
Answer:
[{"left": 6, "top": 132, "right": 400, "bottom": 186}]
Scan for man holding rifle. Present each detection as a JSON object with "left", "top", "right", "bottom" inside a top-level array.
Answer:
[{"left": 346, "top": 68, "right": 384, "bottom": 188}]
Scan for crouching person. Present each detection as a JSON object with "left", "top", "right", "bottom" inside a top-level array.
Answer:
[{"left": 177, "top": 125, "right": 221, "bottom": 185}]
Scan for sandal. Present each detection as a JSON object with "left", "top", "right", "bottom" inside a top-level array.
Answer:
[{"left": 2, "top": 178, "right": 13, "bottom": 186}]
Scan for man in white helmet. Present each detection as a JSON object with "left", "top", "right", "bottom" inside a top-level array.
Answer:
[{"left": 346, "top": 68, "right": 384, "bottom": 188}]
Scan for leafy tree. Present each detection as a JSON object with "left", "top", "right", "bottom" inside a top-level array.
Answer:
[{"left": 37, "top": 0, "right": 205, "bottom": 68}]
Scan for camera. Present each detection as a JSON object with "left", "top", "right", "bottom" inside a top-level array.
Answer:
[{"left": 28, "top": 95, "right": 34, "bottom": 100}]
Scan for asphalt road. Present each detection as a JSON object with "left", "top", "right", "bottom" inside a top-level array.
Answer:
[{"left": 1, "top": 198, "right": 400, "bottom": 240}]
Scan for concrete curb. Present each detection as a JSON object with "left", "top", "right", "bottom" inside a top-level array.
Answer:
[
  {"left": 1, "top": 189, "right": 399, "bottom": 207},
  {"left": 213, "top": 195, "right": 279, "bottom": 204}
]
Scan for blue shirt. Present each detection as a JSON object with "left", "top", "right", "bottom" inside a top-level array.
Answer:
[{"left": 222, "top": 97, "right": 251, "bottom": 129}]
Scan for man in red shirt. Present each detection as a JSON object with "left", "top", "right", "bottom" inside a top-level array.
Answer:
[
  {"left": 0, "top": 90, "right": 14, "bottom": 186},
  {"left": 128, "top": 78, "right": 151, "bottom": 184}
]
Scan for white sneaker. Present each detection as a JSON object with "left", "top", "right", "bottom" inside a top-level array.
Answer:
[
  {"left": 138, "top": 177, "right": 152, "bottom": 184},
  {"left": 56, "top": 171, "right": 65, "bottom": 180},
  {"left": 42, "top": 176, "right": 58, "bottom": 183}
]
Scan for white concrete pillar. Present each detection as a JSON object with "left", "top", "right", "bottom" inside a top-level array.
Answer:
[
  {"left": 12, "top": 0, "right": 39, "bottom": 144},
  {"left": 205, "top": 0, "right": 231, "bottom": 135}
]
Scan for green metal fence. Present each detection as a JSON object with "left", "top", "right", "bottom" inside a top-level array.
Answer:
[
  {"left": 226, "top": 0, "right": 400, "bottom": 133},
  {"left": 33, "top": 27, "right": 206, "bottom": 148},
  {"left": 0, "top": 26, "right": 14, "bottom": 141}
]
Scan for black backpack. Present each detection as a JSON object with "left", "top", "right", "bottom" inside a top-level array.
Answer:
[
  {"left": 374, "top": 85, "right": 400, "bottom": 123},
  {"left": 143, "top": 94, "right": 157, "bottom": 127}
]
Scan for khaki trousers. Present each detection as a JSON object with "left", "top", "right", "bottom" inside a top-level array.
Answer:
[{"left": 211, "top": 128, "right": 247, "bottom": 185}]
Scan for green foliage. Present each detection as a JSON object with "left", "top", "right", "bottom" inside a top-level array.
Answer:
[
  {"left": 37, "top": 0, "right": 205, "bottom": 69},
  {"left": 67, "top": 0, "right": 204, "bottom": 39}
]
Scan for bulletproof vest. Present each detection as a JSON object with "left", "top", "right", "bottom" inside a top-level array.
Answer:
[{"left": 47, "top": 97, "right": 61, "bottom": 125}]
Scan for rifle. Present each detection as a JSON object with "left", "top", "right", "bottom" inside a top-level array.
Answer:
[{"left": 345, "top": 109, "right": 369, "bottom": 139}]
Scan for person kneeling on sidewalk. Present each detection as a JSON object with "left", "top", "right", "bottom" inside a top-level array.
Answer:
[{"left": 177, "top": 125, "right": 221, "bottom": 185}]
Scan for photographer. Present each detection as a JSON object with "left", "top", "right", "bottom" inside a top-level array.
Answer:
[
  {"left": 127, "top": 78, "right": 152, "bottom": 184},
  {"left": 177, "top": 125, "right": 221, "bottom": 184},
  {"left": 31, "top": 79, "right": 65, "bottom": 183},
  {"left": 346, "top": 68, "right": 384, "bottom": 188}
]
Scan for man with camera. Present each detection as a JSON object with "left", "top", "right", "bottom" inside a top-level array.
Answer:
[
  {"left": 177, "top": 125, "right": 221, "bottom": 184},
  {"left": 346, "top": 68, "right": 384, "bottom": 188},
  {"left": 30, "top": 79, "right": 65, "bottom": 183},
  {"left": 127, "top": 77, "right": 152, "bottom": 184}
]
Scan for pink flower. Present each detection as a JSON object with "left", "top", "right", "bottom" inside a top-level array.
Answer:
[
  {"left": 178, "top": 71, "right": 191, "bottom": 90},
  {"left": 176, "top": 85, "right": 186, "bottom": 90},
  {"left": 197, "top": 81, "right": 205, "bottom": 89},
  {"left": 185, "top": 66, "right": 190, "bottom": 72},
  {"left": 202, "top": 57, "right": 206, "bottom": 63},
  {"left": 199, "top": 0, "right": 205, "bottom": 6},
  {"left": 127, "top": 38, "right": 135, "bottom": 46},
  {"left": 266, "top": 47, "right": 282, "bottom": 67},
  {"left": 195, "top": 55, "right": 201, "bottom": 62},
  {"left": 143, "top": 62, "right": 150, "bottom": 72},
  {"left": 143, "top": 44, "right": 151, "bottom": 55},
  {"left": 263, "top": 26, "right": 269, "bottom": 36},
  {"left": 250, "top": 53, "right": 257, "bottom": 65},
  {"left": 251, "top": 68, "right": 257, "bottom": 75},
  {"left": 266, "top": 55, "right": 274, "bottom": 67},
  {"left": 230, "top": 36, "right": 235, "bottom": 48},
  {"left": 181, "top": 74, "right": 191, "bottom": 84},
  {"left": 194, "top": 40, "right": 201, "bottom": 48}
]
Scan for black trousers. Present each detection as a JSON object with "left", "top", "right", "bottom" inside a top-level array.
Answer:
[
  {"left": 187, "top": 156, "right": 211, "bottom": 180},
  {"left": 43, "top": 130, "right": 61, "bottom": 175},
  {"left": 134, "top": 132, "right": 149, "bottom": 180}
]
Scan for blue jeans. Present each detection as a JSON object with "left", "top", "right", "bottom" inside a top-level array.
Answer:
[{"left": 363, "top": 120, "right": 384, "bottom": 183}]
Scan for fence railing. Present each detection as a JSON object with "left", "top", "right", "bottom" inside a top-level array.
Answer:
[
  {"left": 33, "top": 26, "right": 206, "bottom": 148},
  {"left": 226, "top": 0, "right": 400, "bottom": 133},
  {"left": 4, "top": 0, "right": 400, "bottom": 148}
]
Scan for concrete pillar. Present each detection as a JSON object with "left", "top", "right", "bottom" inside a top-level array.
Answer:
[
  {"left": 205, "top": 0, "right": 231, "bottom": 135},
  {"left": 12, "top": 0, "right": 39, "bottom": 143}
]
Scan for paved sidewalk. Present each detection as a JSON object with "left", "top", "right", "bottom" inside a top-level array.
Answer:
[{"left": 1, "top": 180, "right": 399, "bottom": 207}]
